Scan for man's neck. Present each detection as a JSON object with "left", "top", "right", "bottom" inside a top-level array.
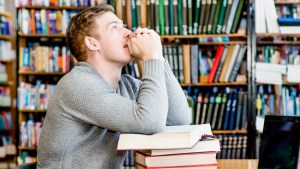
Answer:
[{"left": 87, "top": 59, "right": 122, "bottom": 91}]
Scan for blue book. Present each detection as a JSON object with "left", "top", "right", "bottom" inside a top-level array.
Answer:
[
  {"left": 277, "top": 18, "right": 300, "bottom": 26},
  {"left": 223, "top": 90, "right": 232, "bottom": 130},
  {"left": 229, "top": 90, "right": 238, "bottom": 130}
]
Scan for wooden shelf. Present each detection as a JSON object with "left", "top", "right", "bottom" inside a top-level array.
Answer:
[
  {"left": 160, "top": 34, "right": 247, "bottom": 39},
  {"left": 274, "top": 1, "right": 300, "bottom": 5},
  {"left": 0, "top": 58, "right": 15, "bottom": 63},
  {"left": 163, "top": 41, "right": 247, "bottom": 45},
  {"left": 256, "top": 33, "right": 300, "bottom": 37},
  {"left": 18, "top": 109, "right": 47, "bottom": 113},
  {"left": 0, "top": 35, "right": 12, "bottom": 41},
  {"left": 18, "top": 71, "right": 66, "bottom": 75},
  {"left": 212, "top": 129, "right": 248, "bottom": 134},
  {"left": 18, "top": 33, "right": 66, "bottom": 38},
  {"left": 283, "top": 82, "right": 300, "bottom": 85},
  {"left": 18, "top": 146, "right": 37, "bottom": 151},
  {"left": 180, "top": 82, "right": 247, "bottom": 87},
  {"left": 0, "top": 81, "right": 14, "bottom": 86},
  {"left": 257, "top": 41, "right": 300, "bottom": 45},
  {"left": 0, "top": 11, "right": 12, "bottom": 18},
  {"left": 17, "top": 6, "right": 88, "bottom": 10},
  {"left": 0, "top": 106, "right": 11, "bottom": 109}
]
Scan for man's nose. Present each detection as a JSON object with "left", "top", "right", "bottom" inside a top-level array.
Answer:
[{"left": 123, "top": 28, "right": 133, "bottom": 38}]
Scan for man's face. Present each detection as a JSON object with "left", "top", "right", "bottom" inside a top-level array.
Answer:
[{"left": 94, "top": 12, "right": 133, "bottom": 65}]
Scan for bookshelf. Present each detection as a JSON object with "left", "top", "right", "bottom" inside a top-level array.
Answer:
[
  {"left": 15, "top": 0, "right": 255, "bottom": 167},
  {"left": 0, "top": 1, "right": 17, "bottom": 167},
  {"left": 252, "top": 0, "right": 300, "bottom": 159}
]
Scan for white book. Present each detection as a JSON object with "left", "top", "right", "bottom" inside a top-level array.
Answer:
[
  {"left": 279, "top": 26, "right": 300, "bottom": 34},
  {"left": 256, "top": 70, "right": 282, "bottom": 85},
  {"left": 225, "top": 0, "right": 239, "bottom": 34},
  {"left": 117, "top": 124, "right": 213, "bottom": 150},
  {"left": 139, "top": 138, "right": 220, "bottom": 156},
  {"left": 287, "top": 65, "right": 300, "bottom": 83},
  {"left": 255, "top": 0, "right": 266, "bottom": 33},
  {"left": 264, "top": 0, "right": 279, "bottom": 33},
  {"left": 256, "top": 62, "right": 287, "bottom": 74}
]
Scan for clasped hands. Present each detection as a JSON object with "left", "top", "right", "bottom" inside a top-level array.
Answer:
[{"left": 127, "top": 28, "right": 165, "bottom": 62}]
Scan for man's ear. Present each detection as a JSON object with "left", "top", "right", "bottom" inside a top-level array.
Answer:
[{"left": 85, "top": 36, "right": 99, "bottom": 51}]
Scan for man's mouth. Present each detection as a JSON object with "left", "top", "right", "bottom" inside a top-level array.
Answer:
[{"left": 124, "top": 44, "right": 128, "bottom": 48}]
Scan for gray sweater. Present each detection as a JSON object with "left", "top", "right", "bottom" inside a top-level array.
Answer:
[{"left": 37, "top": 59, "right": 191, "bottom": 169}]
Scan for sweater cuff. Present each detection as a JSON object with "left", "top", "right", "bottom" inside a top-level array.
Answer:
[
  {"left": 164, "top": 60, "right": 174, "bottom": 78},
  {"left": 142, "top": 59, "right": 165, "bottom": 75}
]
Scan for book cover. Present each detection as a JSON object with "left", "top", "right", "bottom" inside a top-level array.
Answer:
[{"left": 117, "top": 124, "right": 213, "bottom": 150}]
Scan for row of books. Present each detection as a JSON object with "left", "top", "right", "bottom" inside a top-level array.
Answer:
[
  {"left": 123, "top": 150, "right": 135, "bottom": 169},
  {"left": 257, "top": 45, "right": 300, "bottom": 65},
  {"left": 175, "top": 44, "right": 246, "bottom": 84},
  {"left": 0, "top": 136, "right": 16, "bottom": 158},
  {"left": 276, "top": 5, "right": 300, "bottom": 19},
  {"left": 256, "top": 85, "right": 300, "bottom": 116},
  {"left": 17, "top": 82, "right": 56, "bottom": 110},
  {"left": 215, "top": 134, "right": 247, "bottom": 159},
  {"left": 18, "top": 151, "right": 37, "bottom": 166},
  {"left": 20, "top": 120, "right": 42, "bottom": 148},
  {"left": 0, "top": 16, "right": 10, "bottom": 36},
  {"left": 19, "top": 44, "right": 72, "bottom": 73},
  {"left": 0, "top": 40, "right": 15, "bottom": 60},
  {"left": 192, "top": 89, "right": 248, "bottom": 130},
  {"left": 0, "top": 86, "right": 10, "bottom": 107},
  {"left": 116, "top": 0, "right": 245, "bottom": 35},
  {"left": 0, "top": 63, "right": 7, "bottom": 82},
  {"left": 16, "top": 0, "right": 103, "bottom": 7},
  {"left": 18, "top": 8, "right": 79, "bottom": 35},
  {"left": 277, "top": 18, "right": 300, "bottom": 34},
  {"left": 0, "top": 112, "right": 12, "bottom": 130}
]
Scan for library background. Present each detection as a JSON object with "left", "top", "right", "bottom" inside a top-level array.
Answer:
[{"left": 0, "top": 0, "right": 299, "bottom": 168}]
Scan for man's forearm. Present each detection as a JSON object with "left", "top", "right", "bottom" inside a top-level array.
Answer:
[{"left": 164, "top": 61, "right": 191, "bottom": 126}]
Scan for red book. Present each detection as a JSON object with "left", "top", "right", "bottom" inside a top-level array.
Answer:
[{"left": 208, "top": 46, "right": 225, "bottom": 83}]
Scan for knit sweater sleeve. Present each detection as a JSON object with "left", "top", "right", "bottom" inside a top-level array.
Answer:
[
  {"left": 164, "top": 61, "right": 192, "bottom": 125},
  {"left": 59, "top": 60, "right": 168, "bottom": 134}
]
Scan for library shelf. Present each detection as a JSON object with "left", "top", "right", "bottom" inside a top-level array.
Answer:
[
  {"left": 0, "top": 58, "right": 15, "bottom": 63},
  {"left": 18, "top": 110, "right": 47, "bottom": 113},
  {"left": 160, "top": 34, "right": 247, "bottom": 39},
  {"left": 0, "top": 11, "right": 12, "bottom": 18},
  {"left": 256, "top": 33, "right": 300, "bottom": 37},
  {"left": 18, "top": 33, "right": 66, "bottom": 38},
  {"left": 0, "top": 81, "right": 14, "bottom": 86},
  {"left": 274, "top": 1, "right": 300, "bottom": 5},
  {"left": 180, "top": 82, "right": 247, "bottom": 87},
  {"left": 164, "top": 41, "right": 247, "bottom": 45},
  {"left": 18, "top": 71, "right": 66, "bottom": 75},
  {"left": 18, "top": 146, "right": 37, "bottom": 151},
  {"left": 0, "top": 35, "right": 12, "bottom": 41},
  {"left": 257, "top": 41, "right": 300, "bottom": 45},
  {"left": 16, "top": 6, "right": 88, "bottom": 10}
]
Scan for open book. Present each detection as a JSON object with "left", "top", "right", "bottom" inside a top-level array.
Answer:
[{"left": 117, "top": 124, "right": 213, "bottom": 150}]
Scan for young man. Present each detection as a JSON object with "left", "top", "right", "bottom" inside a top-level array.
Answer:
[{"left": 37, "top": 4, "right": 191, "bottom": 169}]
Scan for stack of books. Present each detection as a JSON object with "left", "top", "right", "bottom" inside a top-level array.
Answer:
[{"left": 117, "top": 124, "right": 220, "bottom": 169}]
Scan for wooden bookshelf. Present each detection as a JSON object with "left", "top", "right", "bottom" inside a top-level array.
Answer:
[
  {"left": 274, "top": 1, "right": 300, "bottom": 5},
  {"left": 160, "top": 34, "right": 247, "bottom": 39},
  {"left": 164, "top": 41, "right": 247, "bottom": 45},
  {"left": 213, "top": 130, "right": 248, "bottom": 134},
  {"left": 0, "top": 58, "right": 15, "bottom": 63},
  {"left": 0, "top": 81, "right": 14, "bottom": 86},
  {"left": 18, "top": 147, "right": 37, "bottom": 151},
  {"left": 18, "top": 71, "right": 66, "bottom": 75},
  {"left": 181, "top": 82, "right": 247, "bottom": 87},
  {"left": 17, "top": 6, "right": 88, "bottom": 10},
  {"left": 18, "top": 33, "right": 66, "bottom": 38},
  {"left": 18, "top": 110, "right": 47, "bottom": 113},
  {"left": 0, "top": 35, "right": 12, "bottom": 41},
  {"left": 0, "top": 11, "right": 12, "bottom": 18},
  {"left": 257, "top": 41, "right": 300, "bottom": 45},
  {"left": 256, "top": 33, "right": 300, "bottom": 37}
]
